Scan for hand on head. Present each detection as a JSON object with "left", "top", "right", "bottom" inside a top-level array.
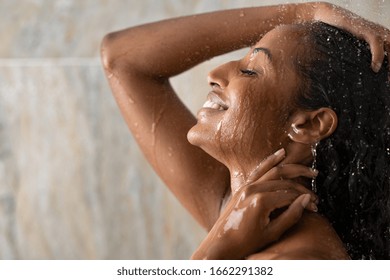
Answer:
[{"left": 313, "top": 2, "right": 390, "bottom": 73}]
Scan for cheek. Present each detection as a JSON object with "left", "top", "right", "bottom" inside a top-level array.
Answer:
[
  {"left": 218, "top": 91, "right": 263, "bottom": 153},
  {"left": 218, "top": 84, "right": 289, "bottom": 154}
]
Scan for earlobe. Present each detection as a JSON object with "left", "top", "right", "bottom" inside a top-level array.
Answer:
[{"left": 287, "top": 108, "right": 338, "bottom": 144}]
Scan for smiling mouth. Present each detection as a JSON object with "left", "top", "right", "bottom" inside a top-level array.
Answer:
[
  {"left": 202, "top": 92, "right": 229, "bottom": 111},
  {"left": 202, "top": 100, "right": 226, "bottom": 110}
]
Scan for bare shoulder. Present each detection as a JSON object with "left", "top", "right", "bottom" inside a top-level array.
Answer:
[{"left": 247, "top": 212, "right": 350, "bottom": 260}]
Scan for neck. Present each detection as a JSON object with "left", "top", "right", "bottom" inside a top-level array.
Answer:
[
  {"left": 228, "top": 142, "right": 313, "bottom": 193},
  {"left": 229, "top": 167, "right": 248, "bottom": 193}
]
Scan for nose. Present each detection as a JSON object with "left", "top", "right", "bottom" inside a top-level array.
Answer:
[{"left": 207, "top": 61, "right": 235, "bottom": 90}]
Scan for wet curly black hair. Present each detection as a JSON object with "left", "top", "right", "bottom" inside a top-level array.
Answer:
[{"left": 294, "top": 21, "right": 390, "bottom": 259}]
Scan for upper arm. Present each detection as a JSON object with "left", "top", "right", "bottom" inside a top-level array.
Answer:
[{"left": 101, "top": 40, "right": 230, "bottom": 229}]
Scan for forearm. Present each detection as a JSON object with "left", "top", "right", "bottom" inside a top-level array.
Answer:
[
  {"left": 191, "top": 229, "right": 237, "bottom": 260},
  {"left": 101, "top": 2, "right": 323, "bottom": 78}
]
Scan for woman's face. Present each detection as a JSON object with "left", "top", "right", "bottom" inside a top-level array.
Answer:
[{"left": 187, "top": 25, "right": 305, "bottom": 169}]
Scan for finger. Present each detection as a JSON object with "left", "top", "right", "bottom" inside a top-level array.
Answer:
[
  {"left": 261, "top": 190, "right": 317, "bottom": 214},
  {"left": 244, "top": 180, "right": 318, "bottom": 203},
  {"left": 266, "top": 194, "right": 311, "bottom": 241},
  {"left": 257, "top": 164, "right": 318, "bottom": 183},
  {"left": 246, "top": 148, "right": 286, "bottom": 184},
  {"left": 366, "top": 34, "right": 385, "bottom": 72},
  {"left": 276, "top": 188, "right": 318, "bottom": 206},
  {"left": 256, "top": 191, "right": 300, "bottom": 216}
]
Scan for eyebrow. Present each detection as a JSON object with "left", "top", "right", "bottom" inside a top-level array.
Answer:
[{"left": 252, "top": 47, "right": 272, "bottom": 61}]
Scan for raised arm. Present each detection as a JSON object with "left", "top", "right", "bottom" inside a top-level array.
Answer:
[
  {"left": 100, "top": 3, "right": 308, "bottom": 230},
  {"left": 100, "top": 2, "right": 389, "bottom": 230}
]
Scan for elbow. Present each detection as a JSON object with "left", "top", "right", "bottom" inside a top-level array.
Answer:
[
  {"left": 100, "top": 32, "right": 119, "bottom": 72},
  {"left": 100, "top": 29, "right": 163, "bottom": 80},
  {"left": 100, "top": 31, "right": 143, "bottom": 76}
]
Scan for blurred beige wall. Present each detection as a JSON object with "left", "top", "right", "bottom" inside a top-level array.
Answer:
[{"left": 0, "top": 0, "right": 389, "bottom": 259}]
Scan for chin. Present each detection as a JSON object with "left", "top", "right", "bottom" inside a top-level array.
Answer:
[
  {"left": 187, "top": 124, "right": 223, "bottom": 161},
  {"left": 187, "top": 124, "right": 206, "bottom": 148}
]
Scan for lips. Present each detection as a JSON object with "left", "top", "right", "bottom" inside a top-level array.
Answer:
[{"left": 202, "top": 92, "right": 229, "bottom": 111}]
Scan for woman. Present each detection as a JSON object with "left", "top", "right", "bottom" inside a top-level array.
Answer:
[{"left": 101, "top": 2, "right": 390, "bottom": 259}]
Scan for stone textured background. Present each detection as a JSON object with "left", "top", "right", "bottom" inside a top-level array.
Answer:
[{"left": 0, "top": 0, "right": 389, "bottom": 259}]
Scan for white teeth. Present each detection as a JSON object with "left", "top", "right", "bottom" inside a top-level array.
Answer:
[
  {"left": 202, "top": 100, "right": 212, "bottom": 108},
  {"left": 202, "top": 100, "right": 224, "bottom": 110},
  {"left": 211, "top": 103, "right": 220, "bottom": 109}
]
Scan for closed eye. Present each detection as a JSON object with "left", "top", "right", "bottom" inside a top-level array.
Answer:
[{"left": 240, "top": 69, "right": 258, "bottom": 76}]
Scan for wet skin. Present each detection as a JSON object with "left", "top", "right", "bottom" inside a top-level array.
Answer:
[
  {"left": 188, "top": 25, "right": 307, "bottom": 192},
  {"left": 101, "top": 2, "right": 389, "bottom": 259},
  {"left": 189, "top": 25, "right": 348, "bottom": 259}
]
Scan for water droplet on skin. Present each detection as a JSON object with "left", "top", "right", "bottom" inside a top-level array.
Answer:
[
  {"left": 292, "top": 123, "right": 300, "bottom": 134},
  {"left": 311, "top": 142, "right": 318, "bottom": 193},
  {"left": 223, "top": 208, "right": 245, "bottom": 232},
  {"left": 239, "top": 10, "right": 245, "bottom": 17},
  {"left": 217, "top": 120, "right": 222, "bottom": 131},
  {"left": 250, "top": 197, "right": 258, "bottom": 208}
]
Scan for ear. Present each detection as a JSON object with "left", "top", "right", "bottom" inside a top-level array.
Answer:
[{"left": 287, "top": 108, "right": 338, "bottom": 144}]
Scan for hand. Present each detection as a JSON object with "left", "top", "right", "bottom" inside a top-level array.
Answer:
[
  {"left": 310, "top": 2, "right": 390, "bottom": 72},
  {"left": 191, "top": 149, "right": 318, "bottom": 260}
]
